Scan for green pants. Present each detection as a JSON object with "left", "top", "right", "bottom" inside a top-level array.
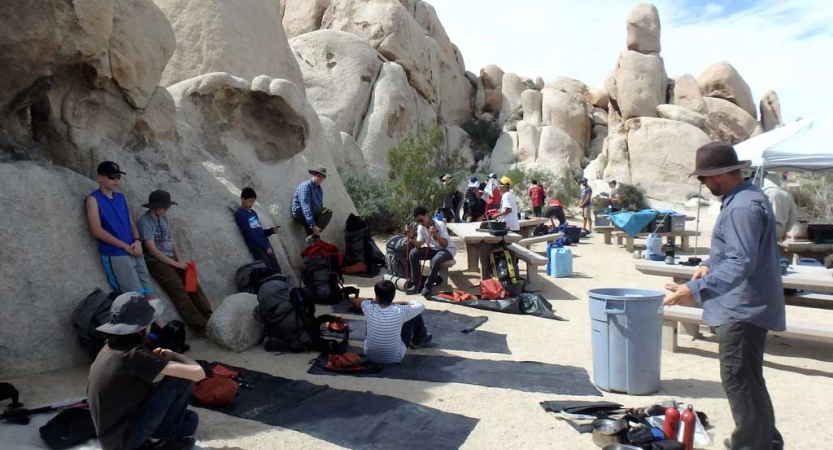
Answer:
[{"left": 293, "top": 207, "right": 333, "bottom": 235}]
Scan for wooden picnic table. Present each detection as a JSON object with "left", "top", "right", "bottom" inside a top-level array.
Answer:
[{"left": 446, "top": 222, "right": 522, "bottom": 274}]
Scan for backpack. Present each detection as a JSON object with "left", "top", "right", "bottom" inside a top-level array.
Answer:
[
  {"left": 235, "top": 260, "right": 271, "bottom": 294},
  {"left": 489, "top": 246, "right": 525, "bottom": 296},
  {"left": 301, "top": 239, "right": 345, "bottom": 304},
  {"left": 71, "top": 289, "right": 118, "bottom": 359},
  {"left": 343, "top": 214, "right": 385, "bottom": 268},
  {"left": 254, "top": 275, "right": 347, "bottom": 354},
  {"left": 38, "top": 407, "right": 96, "bottom": 449},
  {"left": 385, "top": 235, "right": 409, "bottom": 278}
]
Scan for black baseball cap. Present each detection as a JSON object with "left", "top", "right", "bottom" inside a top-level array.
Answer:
[{"left": 97, "top": 161, "right": 127, "bottom": 176}]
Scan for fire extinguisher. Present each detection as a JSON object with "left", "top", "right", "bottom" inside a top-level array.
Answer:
[
  {"left": 663, "top": 405, "right": 680, "bottom": 440},
  {"left": 680, "top": 404, "right": 696, "bottom": 450}
]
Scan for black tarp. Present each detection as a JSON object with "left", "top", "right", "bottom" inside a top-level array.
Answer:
[
  {"left": 308, "top": 351, "right": 601, "bottom": 396},
  {"left": 427, "top": 292, "right": 568, "bottom": 321},
  {"left": 193, "top": 362, "right": 478, "bottom": 450}
]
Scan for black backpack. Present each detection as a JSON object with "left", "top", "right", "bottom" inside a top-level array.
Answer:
[
  {"left": 489, "top": 246, "right": 525, "bottom": 296},
  {"left": 302, "top": 246, "right": 345, "bottom": 305},
  {"left": 39, "top": 407, "right": 96, "bottom": 449},
  {"left": 385, "top": 235, "right": 409, "bottom": 277},
  {"left": 254, "top": 275, "right": 346, "bottom": 354},
  {"left": 344, "top": 214, "right": 385, "bottom": 267},
  {"left": 71, "top": 289, "right": 118, "bottom": 358},
  {"left": 235, "top": 260, "right": 272, "bottom": 293}
]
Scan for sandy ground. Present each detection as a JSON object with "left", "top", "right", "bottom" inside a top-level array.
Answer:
[{"left": 3, "top": 205, "right": 833, "bottom": 450}]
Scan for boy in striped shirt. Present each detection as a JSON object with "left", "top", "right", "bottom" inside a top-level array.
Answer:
[{"left": 361, "top": 281, "right": 432, "bottom": 364}]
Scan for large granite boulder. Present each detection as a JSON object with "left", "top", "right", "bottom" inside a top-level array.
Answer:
[
  {"left": 515, "top": 120, "right": 541, "bottom": 163},
  {"left": 627, "top": 117, "right": 711, "bottom": 201},
  {"left": 607, "top": 51, "right": 667, "bottom": 120},
  {"left": 670, "top": 74, "right": 708, "bottom": 115},
  {"left": 291, "top": 30, "right": 384, "bottom": 137},
  {"left": 153, "top": 0, "right": 305, "bottom": 90},
  {"left": 109, "top": 0, "right": 175, "bottom": 109},
  {"left": 697, "top": 61, "right": 756, "bottom": 119},
  {"left": 500, "top": 73, "right": 527, "bottom": 126},
  {"left": 586, "top": 87, "right": 610, "bottom": 109},
  {"left": 521, "top": 89, "right": 544, "bottom": 126},
  {"left": 475, "top": 64, "right": 505, "bottom": 117},
  {"left": 490, "top": 131, "right": 518, "bottom": 173},
  {"left": 657, "top": 104, "right": 707, "bottom": 130},
  {"left": 760, "top": 90, "right": 783, "bottom": 132},
  {"left": 355, "top": 62, "right": 436, "bottom": 175},
  {"left": 537, "top": 126, "right": 584, "bottom": 175},
  {"left": 541, "top": 84, "right": 591, "bottom": 148},
  {"left": 283, "top": 0, "right": 331, "bottom": 39},
  {"left": 206, "top": 293, "right": 264, "bottom": 353},
  {"left": 602, "top": 127, "right": 633, "bottom": 185},
  {"left": 626, "top": 3, "right": 661, "bottom": 54},
  {"left": 704, "top": 97, "right": 758, "bottom": 144}
]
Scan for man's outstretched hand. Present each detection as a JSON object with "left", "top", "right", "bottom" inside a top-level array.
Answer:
[{"left": 663, "top": 283, "right": 697, "bottom": 307}]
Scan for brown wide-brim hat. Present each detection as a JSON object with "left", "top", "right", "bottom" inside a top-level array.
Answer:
[
  {"left": 690, "top": 142, "right": 751, "bottom": 177},
  {"left": 309, "top": 166, "right": 328, "bottom": 177}
]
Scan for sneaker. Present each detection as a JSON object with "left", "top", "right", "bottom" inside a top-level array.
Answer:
[
  {"left": 305, "top": 234, "right": 319, "bottom": 245},
  {"left": 404, "top": 282, "right": 418, "bottom": 295},
  {"left": 409, "top": 333, "right": 433, "bottom": 349}
]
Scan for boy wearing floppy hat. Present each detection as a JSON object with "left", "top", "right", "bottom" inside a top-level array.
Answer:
[
  {"left": 663, "top": 142, "right": 785, "bottom": 450},
  {"left": 85, "top": 161, "right": 155, "bottom": 298},
  {"left": 138, "top": 190, "right": 213, "bottom": 331},
  {"left": 292, "top": 166, "right": 334, "bottom": 244},
  {"left": 88, "top": 293, "right": 205, "bottom": 450}
]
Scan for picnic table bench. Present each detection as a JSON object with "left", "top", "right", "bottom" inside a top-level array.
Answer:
[
  {"left": 662, "top": 305, "right": 833, "bottom": 352},
  {"left": 596, "top": 226, "right": 616, "bottom": 244},
  {"left": 506, "top": 243, "right": 548, "bottom": 292},
  {"left": 635, "top": 260, "right": 833, "bottom": 351},
  {"left": 615, "top": 230, "right": 699, "bottom": 253},
  {"left": 517, "top": 232, "right": 564, "bottom": 248}
]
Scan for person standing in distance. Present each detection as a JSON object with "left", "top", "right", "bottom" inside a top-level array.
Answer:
[{"left": 663, "top": 142, "right": 785, "bottom": 450}]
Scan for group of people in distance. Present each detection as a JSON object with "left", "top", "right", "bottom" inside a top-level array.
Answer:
[{"left": 83, "top": 162, "right": 334, "bottom": 450}]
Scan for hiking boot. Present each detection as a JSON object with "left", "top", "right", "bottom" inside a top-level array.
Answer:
[
  {"left": 305, "top": 234, "right": 320, "bottom": 245},
  {"left": 405, "top": 283, "right": 418, "bottom": 295},
  {"left": 409, "top": 333, "right": 433, "bottom": 349}
]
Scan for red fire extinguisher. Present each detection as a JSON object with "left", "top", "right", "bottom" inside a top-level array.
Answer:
[
  {"left": 680, "top": 404, "right": 696, "bottom": 450},
  {"left": 663, "top": 405, "right": 680, "bottom": 440}
]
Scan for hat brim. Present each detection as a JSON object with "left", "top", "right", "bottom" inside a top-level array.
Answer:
[
  {"left": 689, "top": 160, "right": 752, "bottom": 177},
  {"left": 308, "top": 170, "right": 327, "bottom": 177},
  {"left": 142, "top": 201, "right": 178, "bottom": 208},
  {"left": 96, "top": 298, "right": 164, "bottom": 335},
  {"left": 467, "top": 181, "right": 479, "bottom": 188}
]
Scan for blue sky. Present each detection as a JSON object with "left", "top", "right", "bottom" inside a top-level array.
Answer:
[{"left": 427, "top": 0, "right": 833, "bottom": 122}]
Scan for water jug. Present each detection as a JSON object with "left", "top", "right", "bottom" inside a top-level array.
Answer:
[
  {"left": 548, "top": 247, "right": 573, "bottom": 278},
  {"left": 646, "top": 233, "right": 663, "bottom": 261}
]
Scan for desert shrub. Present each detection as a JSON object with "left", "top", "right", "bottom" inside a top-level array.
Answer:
[
  {"left": 497, "top": 166, "right": 580, "bottom": 214},
  {"left": 343, "top": 174, "right": 397, "bottom": 234},
  {"left": 788, "top": 173, "right": 833, "bottom": 222},
  {"left": 461, "top": 117, "right": 502, "bottom": 163},
  {"left": 386, "top": 126, "right": 468, "bottom": 226},
  {"left": 618, "top": 183, "right": 650, "bottom": 211}
]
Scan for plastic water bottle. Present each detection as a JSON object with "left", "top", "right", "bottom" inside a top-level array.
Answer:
[{"left": 646, "top": 233, "right": 663, "bottom": 260}]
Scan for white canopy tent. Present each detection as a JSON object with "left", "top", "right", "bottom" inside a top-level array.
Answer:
[{"left": 735, "top": 113, "right": 833, "bottom": 172}]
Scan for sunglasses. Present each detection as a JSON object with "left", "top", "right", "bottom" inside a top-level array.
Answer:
[{"left": 106, "top": 174, "right": 122, "bottom": 180}]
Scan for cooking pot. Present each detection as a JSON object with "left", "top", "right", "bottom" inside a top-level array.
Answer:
[
  {"left": 488, "top": 220, "right": 507, "bottom": 231},
  {"left": 592, "top": 418, "right": 628, "bottom": 447}
]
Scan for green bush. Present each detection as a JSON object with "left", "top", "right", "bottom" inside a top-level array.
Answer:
[
  {"left": 498, "top": 166, "right": 580, "bottom": 214},
  {"left": 617, "top": 183, "right": 650, "bottom": 211},
  {"left": 342, "top": 174, "right": 397, "bottom": 234},
  {"left": 788, "top": 173, "right": 833, "bottom": 222}
]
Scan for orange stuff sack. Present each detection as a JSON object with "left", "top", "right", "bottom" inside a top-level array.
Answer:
[
  {"left": 191, "top": 375, "right": 238, "bottom": 405},
  {"left": 184, "top": 262, "right": 198, "bottom": 293},
  {"left": 479, "top": 279, "right": 507, "bottom": 300},
  {"left": 437, "top": 290, "right": 477, "bottom": 302},
  {"left": 326, "top": 352, "right": 363, "bottom": 371}
]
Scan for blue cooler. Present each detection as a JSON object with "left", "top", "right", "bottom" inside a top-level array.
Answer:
[{"left": 548, "top": 248, "right": 573, "bottom": 278}]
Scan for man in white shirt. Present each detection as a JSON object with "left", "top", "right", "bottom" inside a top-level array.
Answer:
[
  {"left": 404, "top": 206, "right": 456, "bottom": 295},
  {"left": 492, "top": 176, "right": 520, "bottom": 232},
  {"left": 761, "top": 173, "right": 797, "bottom": 240},
  {"left": 361, "top": 281, "right": 432, "bottom": 364}
]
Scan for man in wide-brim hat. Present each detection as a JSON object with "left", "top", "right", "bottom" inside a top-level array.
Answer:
[
  {"left": 292, "top": 165, "right": 334, "bottom": 244},
  {"left": 88, "top": 293, "right": 205, "bottom": 450},
  {"left": 137, "top": 190, "right": 213, "bottom": 330},
  {"left": 663, "top": 142, "right": 786, "bottom": 450}
]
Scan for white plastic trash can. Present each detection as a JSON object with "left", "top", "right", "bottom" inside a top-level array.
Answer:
[{"left": 588, "top": 288, "right": 664, "bottom": 395}]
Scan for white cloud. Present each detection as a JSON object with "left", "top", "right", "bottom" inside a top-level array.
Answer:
[{"left": 427, "top": 0, "right": 833, "bottom": 122}]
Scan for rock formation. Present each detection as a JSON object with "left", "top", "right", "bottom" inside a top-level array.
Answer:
[{"left": 697, "top": 61, "right": 757, "bottom": 119}]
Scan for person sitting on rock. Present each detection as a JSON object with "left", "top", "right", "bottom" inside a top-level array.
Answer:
[
  {"left": 88, "top": 293, "right": 205, "bottom": 450},
  {"left": 85, "top": 161, "right": 156, "bottom": 302},
  {"left": 292, "top": 166, "right": 333, "bottom": 244},
  {"left": 404, "top": 206, "right": 456, "bottom": 296},
  {"left": 234, "top": 187, "right": 282, "bottom": 275},
  {"left": 361, "top": 280, "right": 432, "bottom": 364},
  {"left": 138, "top": 190, "right": 213, "bottom": 332}
]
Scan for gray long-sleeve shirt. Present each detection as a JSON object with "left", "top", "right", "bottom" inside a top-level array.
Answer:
[{"left": 686, "top": 181, "right": 786, "bottom": 331}]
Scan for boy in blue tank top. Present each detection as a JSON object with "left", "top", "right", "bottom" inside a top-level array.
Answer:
[{"left": 85, "top": 162, "right": 156, "bottom": 300}]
